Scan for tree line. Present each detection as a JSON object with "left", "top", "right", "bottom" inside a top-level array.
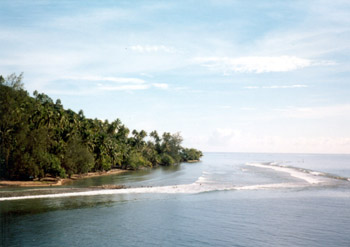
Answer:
[{"left": 0, "top": 73, "right": 202, "bottom": 180}]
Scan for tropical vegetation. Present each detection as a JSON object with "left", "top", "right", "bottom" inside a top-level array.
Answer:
[{"left": 0, "top": 73, "right": 203, "bottom": 180}]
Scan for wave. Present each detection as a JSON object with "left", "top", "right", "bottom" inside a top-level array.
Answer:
[
  {"left": 0, "top": 181, "right": 310, "bottom": 201},
  {"left": 246, "top": 162, "right": 350, "bottom": 184},
  {"left": 0, "top": 181, "right": 307, "bottom": 202},
  {"left": 246, "top": 162, "right": 322, "bottom": 184},
  {"left": 235, "top": 183, "right": 301, "bottom": 190},
  {"left": 0, "top": 184, "right": 213, "bottom": 201},
  {"left": 1, "top": 164, "right": 348, "bottom": 201}
]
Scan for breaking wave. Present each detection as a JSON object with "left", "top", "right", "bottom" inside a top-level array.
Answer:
[
  {"left": 0, "top": 182, "right": 306, "bottom": 201},
  {"left": 1, "top": 163, "right": 348, "bottom": 201},
  {"left": 246, "top": 162, "right": 350, "bottom": 184},
  {"left": 246, "top": 162, "right": 322, "bottom": 184}
]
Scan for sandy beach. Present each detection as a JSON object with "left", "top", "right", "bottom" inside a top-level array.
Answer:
[{"left": 0, "top": 169, "right": 127, "bottom": 188}]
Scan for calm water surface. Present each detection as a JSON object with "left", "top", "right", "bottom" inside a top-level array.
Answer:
[{"left": 1, "top": 152, "right": 350, "bottom": 247}]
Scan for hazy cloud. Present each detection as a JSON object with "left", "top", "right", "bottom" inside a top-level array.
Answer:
[
  {"left": 97, "top": 84, "right": 150, "bottom": 91},
  {"left": 240, "top": 107, "right": 256, "bottom": 111},
  {"left": 244, "top": 85, "right": 308, "bottom": 89},
  {"left": 263, "top": 85, "right": 308, "bottom": 89},
  {"left": 64, "top": 76, "right": 146, "bottom": 84},
  {"left": 130, "top": 45, "right": 176, "bottom": 53},
  {"left": 205, "top": 132, "right": 350, "bottom": 153},
  {"left": 218, "top": 105, "right": 232, "bottom": 109},
  {"left": 209, "top": 128, "right": 241, "bottom": 146},
  {"left": 274, "top": 104, "right": 350, "bottom": 119},
  {"left": 152, "top": 83, "right": 169, "bottom": 89},
  {"left": 194, "top": 56, "right": 328, "bottom": 74}
]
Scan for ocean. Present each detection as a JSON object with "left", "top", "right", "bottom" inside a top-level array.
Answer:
[{"left": 1, "top": 152, "right": 350, "bottom": 246}]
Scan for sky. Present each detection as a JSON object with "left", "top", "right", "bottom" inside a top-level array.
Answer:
[{"left": 1, "top": 0, "right": 350, "bottom": 154}]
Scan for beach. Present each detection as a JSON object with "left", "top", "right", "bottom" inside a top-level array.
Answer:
[{"left": 0, "top": 169, "right": 127, "bottom": 188}]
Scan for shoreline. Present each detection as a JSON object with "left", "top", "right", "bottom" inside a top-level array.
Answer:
[
  {"left": 186, "top": 160, "right": 200, "bottom": 163},
  {"left": 0, "top": 169, "right": 127, "bottom": 188}
]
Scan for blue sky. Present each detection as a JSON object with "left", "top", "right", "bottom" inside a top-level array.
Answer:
[{"left": 1, "top": 0, "right": 350, "bottom": 153}]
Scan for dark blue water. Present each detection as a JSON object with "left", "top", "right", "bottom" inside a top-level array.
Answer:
[{"left": 1, "top": 153, "right": 350, "bottom": 247}]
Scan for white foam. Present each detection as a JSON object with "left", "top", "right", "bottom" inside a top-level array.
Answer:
[
  {"left": 195, "top": 176, "right": 207, "bottom": 183},
  {"left": 310, "top": 171, "right": 324, "bottom": 176},
  {"left": 0, "top": 178, "right": 309, "bottom": 201},
  {"left": 236, "top": 183, "right": 301, "bottom": 190},
  {"left": 0, "top": 183, "right": 216, "bottom": 201},
  {"left": 0, "top": 164, "right": 327, "bottom": 201},
  {"left": 0, "top": 179, "right": 311, "bottom": 201},
  {"left": 194, "top": 171, "right": 217, "bottom": 184},
  {"left": 246, "top": 162, "right": 322, "bottom": 184}
]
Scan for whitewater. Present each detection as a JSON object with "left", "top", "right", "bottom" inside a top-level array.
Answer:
[{"left": 1, "top": 161, "right": 347, "bottom": 201}]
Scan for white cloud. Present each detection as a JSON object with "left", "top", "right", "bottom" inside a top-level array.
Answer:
[
  {"left": 152, "top": 83, "right": 169, "bottom": 89},
  {"left": 44, "top": 84, "right": 150, "bottom": 95},
  {"left": 240, "top": 107, "right": 256, "bottom": 111},
  {"left": 49, "top": 8, "right": 132, "bottom": 31},
  {"left": 218, "top": 105, "right": 232, "bottom": 109},
  {"left": 97, "top": 84, "right": 150, "bottom": 91},
  {"left": 63, "top": 76, "right": 146, "bottom": 84},
  {"left": 274, "top": 104, "right": 350, "bottom": 119},
  {"left": 204, "top": 129, "right": 350, "bottom": 154},
  {"left": 130, "top": 45, "right": 176, "bottom": 53},
  {"left": 244, "top": 84, "right": 308, "bottom": 89},
  {"left": 140, "top": 73, "right": 154, "bottom": 78},
  {"left": 174, "top": 86, "right": 189, "bottom": 91},
  {"left": 43, "top": 75, "right": 160, "bottom": 94},
  {"left": 194, "top": 56, "right": 329, "bottom": 74},
  {"left": 263, "top": 85, "right": 308, "bottom": 89},
  {"left": 59, "top": 75, "right": 151, "bottom": 92},
  {"left": 208, "top": 128, "right": 241, "bottom": 146}
]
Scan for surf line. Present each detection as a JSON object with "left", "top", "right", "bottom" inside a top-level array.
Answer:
[
  {"left": 246, "top": 162, "right": 322, "bottom": 184},
  {"left": 0, "top": 183, "right": 212, "bottom": 201}
]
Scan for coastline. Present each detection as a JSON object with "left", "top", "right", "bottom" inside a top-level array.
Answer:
[
  {"left": 0, "top": 169, "right": 127, "bottom": 188},
  {"left": 185, "top": 160, "right": 200, "bottom": 163}
]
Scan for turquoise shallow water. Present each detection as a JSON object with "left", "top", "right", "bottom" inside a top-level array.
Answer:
[{"left": 1, "top": 152, "right": 350, "bottom": 246}]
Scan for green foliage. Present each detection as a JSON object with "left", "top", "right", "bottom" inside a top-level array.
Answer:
[
  {"left": 143, "top": 144, "right": 160, "bottom": 166},
  {"left": 0, "top": 73, "right": 203, "bottom": 180},
  {"left": 160, "top": 153, "right": 175, "bottom": 166},
  {"left": 126, "top": 151, "right": 152, "bottom": 170},
  {"left": 181, "top": 148, "right": 203, "bottom": 162},
  {"left": 41, "top": 153, "right": 66, "bottom": 178},
  {"left": 62, "top": 136, "right": 94, "bottom": 177}
]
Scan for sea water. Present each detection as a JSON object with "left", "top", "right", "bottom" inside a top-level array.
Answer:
[{"left": 1, "top": 152, "right": 350, "bottom": 246}]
